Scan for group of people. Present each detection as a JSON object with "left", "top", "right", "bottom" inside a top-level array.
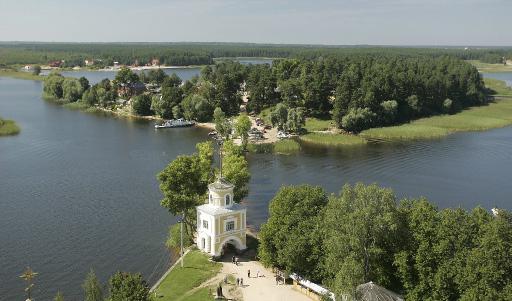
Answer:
[{"left": 231, "top": 255, "right": 240, "bottom": 265}]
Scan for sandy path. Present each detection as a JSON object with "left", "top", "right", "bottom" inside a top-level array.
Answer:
[{"left": 221, "top": 260, "right": 311, "bottom": 301}]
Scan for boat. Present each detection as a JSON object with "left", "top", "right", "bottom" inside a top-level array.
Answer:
[{"left": 155, "top": 118, "right": 195, "bottom": 129}]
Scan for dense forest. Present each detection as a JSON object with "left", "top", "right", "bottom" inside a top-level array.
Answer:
[
  {"left": 2, "top": 42, "right": 511, "bottom": 67},
  {"left": 259, "top": 183, "right": 512, "bottom": 301},
  {"left": 42, "top": 53, "right": 488, "bottom": 133}
]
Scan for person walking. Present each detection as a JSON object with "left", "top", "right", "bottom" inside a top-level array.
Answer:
[
  {"left": 256, "top": 270, "right": 260, "bottom": 278},
  {"left": 240, "top": 278, "right": 243, "bottom": 286},
  {"left": 232, "top": 256, "right": 235, "bottom": 264},
  {"left": 236, "top": 277, "right": 240, "bottom": 286},
  {"left": 247, "top": 269, "right": 250, "bottom": 278}
]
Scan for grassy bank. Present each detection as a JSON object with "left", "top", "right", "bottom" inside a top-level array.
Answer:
[
  {"left": 361, "top": 78, "right": 512, "bottom": 140},
  {"left": 153, "top": 250, "right": 221, "bottom": 301},
  {"left": 0, "top": 69, "right": 44, "bottom": 81},
  {"left": 0, "top": 118, "right": 20, "bottom": 136},
  {"left": 248, "top": 139, "right": 301, "bottom": 154},
  {"left": 300, "top": 132, "right": 367, "bottom": 146},
  {"left": 468, "top": 60, "right": 512, "bottom": 73},
  {"left": 304, "top": 117, "right": 333, "bottom": 132}
]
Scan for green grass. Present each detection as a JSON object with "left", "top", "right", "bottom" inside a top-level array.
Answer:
[
  {"left": 274, "top": 139, "right": 301, "bottom": 154},
  {"left": 468, "top": 60, "right": 512, "bottom": 73},
  {"left": 361, "top": 78, "right": 512, "bottom": 140},
  {"left": 304, "top": 117, "right": 333, "bottom": 132},
  {"left": 0, "top": 69, "right": 44, "bottom": 80},
  {"left": 153, "top": 250, "right": 221, "bottom": 301},
  {"left": 300, "top": 132, "right": 367, "bottom": 146},
  {"left": 0, "top": 118, "right": 20, "bottom": 136},
  {"left": 180, "top": 287, "right": 214, "bottom": 301},
  {"left": 258, "top": 106, "right": 274, "bottom": 125}
]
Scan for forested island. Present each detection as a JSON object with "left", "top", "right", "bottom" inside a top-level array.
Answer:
[{"left": 41, "top": 53, "right": 490, "bottom": 138}]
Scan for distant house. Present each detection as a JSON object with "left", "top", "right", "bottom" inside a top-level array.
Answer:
[
  {"left": 48, "top": 60, "right": 63, "bottom": 68},
  {"left": 117, "top": 82, "right": 146, "bottom": 98},
  {"left": 84, "top": 59, "right": 95, "bottom": 66},
  {"left": 151, "top": 58, "right": 160, "bottom": 67},
  {"left": 24, "top": 65, "right": 33, "bottom": 70}
]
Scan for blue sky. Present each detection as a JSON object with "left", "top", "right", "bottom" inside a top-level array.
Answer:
[{"left": 0, "top": 0, "right": 510, "bottom": 45}]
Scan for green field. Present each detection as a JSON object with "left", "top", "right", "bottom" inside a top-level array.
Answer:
[
  {"left": 361, "top": 78, "right": 512, "bottom": 140},
  {"left": 300, "top": 132, "right": 367, "bottom": 146},
  {"left": 0, "top": 118, "right": 20, "bottom": 136},
  {"left": 0, "top": 69, "right": 44, "bottom": 80},
  {"left": 304, "top": 117, "right": 333, "bottom": 132},
  {"left": 153, "top": 250, "right": 221, "bottom": 301},
  {"left": 468, "top": 60, "right": 512, "bottom": 73}
]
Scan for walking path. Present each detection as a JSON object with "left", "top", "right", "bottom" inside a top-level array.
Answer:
[{"left": 220, "top": 259, "right": 311, "bottom": 301}]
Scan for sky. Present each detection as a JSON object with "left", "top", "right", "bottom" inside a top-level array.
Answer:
[{"left": 0, "top": 0, "right": 511, "bottom": 46}]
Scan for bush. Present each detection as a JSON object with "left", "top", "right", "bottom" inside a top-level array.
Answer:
[
  {"left": 380, "top": 100, "right": 398, "bottom": 125},
  {"left": 341, "top": 107, "right": 376, "bottom": 133}
]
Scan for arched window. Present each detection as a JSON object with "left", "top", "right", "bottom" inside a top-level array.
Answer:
[{"left": 225, "top": 194, "right": 231, "bottom": 206}]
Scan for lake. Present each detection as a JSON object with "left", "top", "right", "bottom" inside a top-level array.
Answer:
[{"left": 1, "top": 71, "right": 511, "bottom": 300}]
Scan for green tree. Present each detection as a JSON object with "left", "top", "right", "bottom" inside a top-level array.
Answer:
[
  {"left": 147, "top": 68, "right": 167, "bottom": 85},
  {"left": 157, "top": 142, "right": 213, "bottom": 234},
  {"left": 152, "top": 85, "right": 182, "bottom": 119},
  {"left": 221, "top": 140, "right": 250, "bottom": 203},
  {"left": 43, "top": 73, "right": 64, "bottom": 99},
  {"left": 270, "top": 103, "right": 289, "bottom": 131},
  {"left": 259, "top": 185, "right": 327, "bottom": 282},
  {"left": 54, "top": 291, "right": 64, "bottom": 301},
  {"left": 286, "top": 107, "right": 305, "bottom": 133},
  {"left": 213, "top": 107, "right": 232, "bottom": 138},
  {"left": 131, "top": 94, "right": 152, "bottom": 116},
  {"left": 32, "top": 65, "right": 41, "bottom": 76},
  {"left": 380, "top": 100, "right": 398, "bottom": 125},
  {"left": 234, "top": 115, "right": 251, "bottom": 150},
  {"left": 114, "top": 67, "right": 139, "bottom": 86},
  {"left": 82, "top": 269, "right": 103, "bottom": 301},
  {"left": 109, "top": 272, "right": 150, "bottom": 301},
  {"left": 83, "top": 87, "right": 98, "bottom": 106},
  {"left": 172, "top": 105, "right": 183, "bottom": 119},
  {"left": 181, "top": 94, "right": 213, "bottom": 122},
  {"left": 62, "top": 78, "right": 84, "bottom": 102},
  {"left": 323, "top": 183, "right": 402, "bottom": 298},
  {"left": 341, "top": 107, "right": 376, "bottom": 133},
  {"left": 79, "top": 76, "right": 90, "bottom": 91}
]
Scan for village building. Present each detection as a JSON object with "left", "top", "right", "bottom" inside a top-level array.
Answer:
[
  {"left": 151, "top": 58, "right": 160, "bottom": 67},
  {"left": 84, "top": 59, "right": 95, "bottom": 66},
  {"left": 196, "top": 177, "right": 247, "bottom": 257}
]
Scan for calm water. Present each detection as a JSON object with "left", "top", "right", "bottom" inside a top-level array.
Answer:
[{"left": 1, "top": 72, "right": 511, "bottom": 300}]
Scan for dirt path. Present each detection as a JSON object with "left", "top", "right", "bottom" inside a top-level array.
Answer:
[{"left": 221, "top": 259, "right": 311, "bottom": 301}]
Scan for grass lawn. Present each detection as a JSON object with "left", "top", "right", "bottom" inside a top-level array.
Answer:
[
  {"left": 468, "top": 60, "right": 512, "bottom": 73},
  {"left": 0, "top": 69, "right": 44, "bottom": 81},
  {"left": 304, "top": 117, "right": 333, "bottom": 132},
  {"left": 258, "top": 106, "right": 274, "bottom": 125},
  {"left": 361, "top": 78, "right": 512, "bottom": 140},
  {"left": 0, "top": 118, "right": 20, "bottom": 136},
  {"left": 153, "top": 250, "right": 221, "bottom": 301},
  {"left": 300, "top": 132, "right": 367, "bottom": 146}
]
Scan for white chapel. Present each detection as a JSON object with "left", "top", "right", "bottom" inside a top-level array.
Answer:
[{"left": 196, "top": 177, "right": 247, "bottom": 257}]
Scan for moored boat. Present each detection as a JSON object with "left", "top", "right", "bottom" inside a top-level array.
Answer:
[{"left": 154, "top": 118, "right": 195, "bottom": 129}]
